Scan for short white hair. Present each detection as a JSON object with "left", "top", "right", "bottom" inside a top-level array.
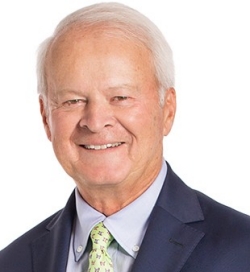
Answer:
[{"left": 37, "top": 2, "right": 175, "bottom": 104}]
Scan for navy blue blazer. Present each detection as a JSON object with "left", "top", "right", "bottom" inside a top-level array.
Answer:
[{"left": 1, "top": 163, "right": 250, "bottom": 272}]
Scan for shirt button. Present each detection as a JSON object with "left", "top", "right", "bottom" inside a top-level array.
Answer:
[
  {"left": 77, "top": 245, "right": 83, "bottom": 253},
  {"left": 132, "top": 245, "right": 140, "bottom": 252}
]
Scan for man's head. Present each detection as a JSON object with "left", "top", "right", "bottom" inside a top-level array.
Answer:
[
  {"left": 37, "top": 2, "right": 175, "bottom": 104},
  {"left": 38, "top": 3, "right": 176, "bottom": 208}
]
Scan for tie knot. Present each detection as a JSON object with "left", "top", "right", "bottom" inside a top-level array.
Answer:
[{"left": 90, "top": 222, "right": 113, "bottom": 251}]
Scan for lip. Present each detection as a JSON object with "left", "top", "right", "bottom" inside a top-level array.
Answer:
[{"left": 80, "top": 142, "right": 125, "bottom": 150}]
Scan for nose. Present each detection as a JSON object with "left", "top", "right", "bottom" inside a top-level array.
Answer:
[{"left": 79, "top": 100, "right": 114, "bottom": 132}]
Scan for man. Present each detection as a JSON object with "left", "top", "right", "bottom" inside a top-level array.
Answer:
[{"left": 0, "top": 2, "right": 250, "bottom": 272}]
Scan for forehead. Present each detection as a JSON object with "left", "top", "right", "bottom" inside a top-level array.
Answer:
[
  {"left": 47, "top": 23, "right": 154, "bottom": 67},
  {"left": 50, "top": 21, "right": 150, "bottom": 50},
  {"left": 45, "top": 25, "right": 157, "bottom": 88}
]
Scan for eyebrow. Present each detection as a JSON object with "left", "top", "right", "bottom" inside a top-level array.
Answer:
[
  {"left": 105, "top": 84, "right": 140, "bottom": 96},
  {"left": 55, "top": 84, "right": 138, "bottom": 95},
  {"left": 54, "top": 89, "right": 84, "bottom": 98},
  {"left": 107, "top": 84, "right": 137, "bottom": 91}
]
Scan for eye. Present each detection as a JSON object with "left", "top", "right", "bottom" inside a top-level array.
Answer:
[
  {"left": 62, "top": 99, "right": 86, "bottom": 107},
  {"left": 113, "top": 96, "right": 128, "bottom": 101}
]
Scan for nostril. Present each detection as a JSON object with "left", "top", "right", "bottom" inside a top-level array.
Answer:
[{"left": 78, "top": 113, "right": 115, "bottom": 133}]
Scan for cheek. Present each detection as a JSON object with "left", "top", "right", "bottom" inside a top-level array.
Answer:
[
  {"left": 50, "top": 112, "right": 77, "bottom": 140},
  {"left": 118, "top": 107, "right": 145, "bottom": 133},
  {"left": 120, "top": 105, "right": 163, "bottom": 142},
  {"left": 50, "top": 114, "right": 79, "bottom": 164}
]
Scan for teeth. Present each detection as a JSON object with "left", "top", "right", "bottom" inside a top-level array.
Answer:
[{"left": 84, "top": 142, "right": 122, "bottom": 150}]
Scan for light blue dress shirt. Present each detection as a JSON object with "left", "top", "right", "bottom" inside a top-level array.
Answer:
[{"left": 66, "top": 160, "right": 167, "bottom": 272}]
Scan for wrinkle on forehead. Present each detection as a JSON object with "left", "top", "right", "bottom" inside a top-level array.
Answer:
[{"left": 46, "top": 23, "right": 156, "bottom": 76}]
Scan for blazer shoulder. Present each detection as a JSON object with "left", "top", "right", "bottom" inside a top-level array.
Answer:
[
  {"left": 0, "top": 209, "right": 62, "bottom": 272},
  {"left": 184, "top": 190, "right": 250, "bottom": 270},
  {"left": 0, "top": 191, "right": 76, "bottom": 272},
  {"left": 196, "top": 189, "right": 250, "bottom": 230}
]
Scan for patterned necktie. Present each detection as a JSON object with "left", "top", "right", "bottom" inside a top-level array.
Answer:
[{"left": 88, "top": 222, "right": 114, "bottom": 272}]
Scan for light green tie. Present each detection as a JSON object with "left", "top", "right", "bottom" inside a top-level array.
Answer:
[{"left": 88, "top": 222, "right": 114, "bottom": 272}]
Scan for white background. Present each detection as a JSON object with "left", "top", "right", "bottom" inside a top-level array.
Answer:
[{"left": 0, "top": 0, "right": 249, "bottom": 250}]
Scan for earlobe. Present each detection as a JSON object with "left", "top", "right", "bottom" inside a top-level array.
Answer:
[
  {"left": 39, "top": 95, "right": 52, "bottom": 141},
  {"left": 163, "top": 87, "right": 176, "bottom": 136}
]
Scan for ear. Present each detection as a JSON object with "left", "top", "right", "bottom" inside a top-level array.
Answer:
[
  {"left": 162, "top": 87, "right": 176, "bottom": 136},
  {"left": 39, "top": 95, "right": 52, "bottom": 141}
]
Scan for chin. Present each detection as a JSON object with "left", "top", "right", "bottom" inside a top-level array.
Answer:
[
  {"left": 67, "top": 156, "right": 133, "bottom": 185},
  {"left": 76, "top": 166, "right": 131, "bottom": 186}
]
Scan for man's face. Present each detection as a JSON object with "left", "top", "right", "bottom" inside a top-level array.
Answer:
[{"left": 41, "top": 28, "right": 176, "bottom": 192}]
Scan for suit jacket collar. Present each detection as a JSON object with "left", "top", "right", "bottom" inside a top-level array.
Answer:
[
  {"left": 131, "top": 162, "right": 205, "bottom": 272},
  {"left": 157, "top": 162, "right": 204, "bottom": 223},
  {"left": 31, "top": 192, "right": 76, "bottom": 272}
]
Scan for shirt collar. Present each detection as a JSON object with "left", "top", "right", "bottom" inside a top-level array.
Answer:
[{"left": 73, "top": 160, "right": 167, "bottom": 261}]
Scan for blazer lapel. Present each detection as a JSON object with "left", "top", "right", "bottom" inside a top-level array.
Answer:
[
  {"left": 131, "top": 163, "right": 205, "bottom": 272},
  {"left": 31, "top": 192, "right": 76, "bottom": 272}
]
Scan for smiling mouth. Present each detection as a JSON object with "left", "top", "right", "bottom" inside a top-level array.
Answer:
[{"left": 82, "top": 142, "right": 124, "bottom": 150}]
